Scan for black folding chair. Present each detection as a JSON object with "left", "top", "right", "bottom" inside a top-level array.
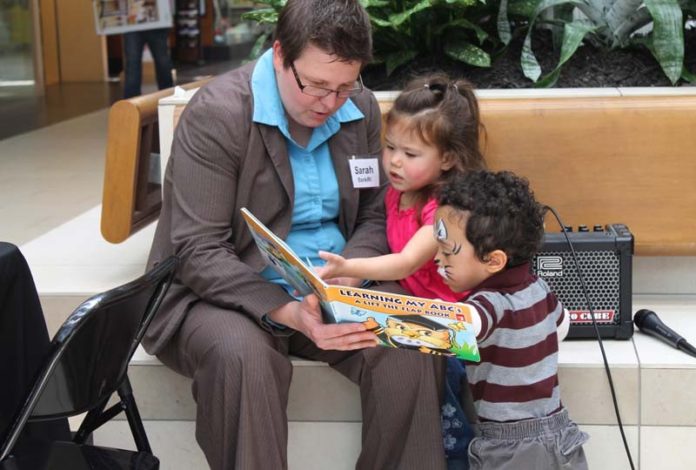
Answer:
[{"left": 0, "top": 256, "right": 178, "bottom": 469}]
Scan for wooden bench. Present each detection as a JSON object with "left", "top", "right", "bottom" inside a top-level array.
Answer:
[
  {"left": 101, "top": 79, "right": 212, "bottom": 244},
  {"left": 102, "top": 87, "right": 696, "bottom": 256}
]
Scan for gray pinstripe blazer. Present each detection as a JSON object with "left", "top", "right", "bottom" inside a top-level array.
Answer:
[{"left": 143, "top": 60, "right": 388, "bottom": 355}]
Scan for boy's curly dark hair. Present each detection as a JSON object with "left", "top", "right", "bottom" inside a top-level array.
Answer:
[{"left": 438, "top": 170, "right": 545, "bottom": 267}]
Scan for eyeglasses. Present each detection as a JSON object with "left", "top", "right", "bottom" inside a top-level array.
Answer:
[{"left": 290, "top": 63, "right": 364, "bottom": 99}]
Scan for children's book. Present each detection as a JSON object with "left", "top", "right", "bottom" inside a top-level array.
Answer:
[{"left": 241, "top": 208, "right": 480, "bottom": 361}]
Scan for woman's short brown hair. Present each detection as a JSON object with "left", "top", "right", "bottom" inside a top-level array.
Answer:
[{"left": 275, "top": 0, "right": 373, "bottom": 68}]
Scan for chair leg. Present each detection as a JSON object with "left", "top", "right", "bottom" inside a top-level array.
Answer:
[
  {"left": 73, "top": 396, "right": 110, "bottom": 444},
  {"left": 117, "top": 375, "right": 152, "bottom": 454}
]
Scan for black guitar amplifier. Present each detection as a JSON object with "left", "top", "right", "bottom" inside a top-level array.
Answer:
[{"left": 532, "top": 224, "right": 634, "bottom": 340}]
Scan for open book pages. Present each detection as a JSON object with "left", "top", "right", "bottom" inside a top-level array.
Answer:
[{"left": 241, "top": 208, "right": 480, "bottom": 361}]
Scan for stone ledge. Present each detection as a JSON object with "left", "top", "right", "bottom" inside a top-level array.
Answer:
[
  {"left": 121, "top": 340, "right": 642, "bottom": 425},
  {"left": 92, "top": 420, "right": 642, "bottom": 470}
]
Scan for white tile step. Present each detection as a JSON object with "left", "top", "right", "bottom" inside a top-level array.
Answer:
[
  {"left": 91, "top": 420, "right": 640, "bottom": 470},
  {"left": 119, "top": 336, "right": 643, "bottom": 426},
  {"left": 123, "top": 348, "right": 362, "bottom": 423}
]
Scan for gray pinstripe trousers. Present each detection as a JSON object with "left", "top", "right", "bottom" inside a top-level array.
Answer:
[{"left": 157, "top": 301, "right": 447, "bottom": 470}]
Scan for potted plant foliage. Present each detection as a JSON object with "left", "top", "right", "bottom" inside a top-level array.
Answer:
[{"left": 242, "top": 0, "right": 696, "bottom": 89}]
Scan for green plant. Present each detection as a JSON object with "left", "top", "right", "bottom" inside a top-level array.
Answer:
[
  {"left": 243, "top": 0, "right": 502, "bottom": 75},
  {"left": 362, "top": 0, "right": 498, "bottom": 75},
  {"left": 242, "top": 0, "right": 692, "bottom": 87},
  {"left": 504, "top": 0, "right": 688, "bottom": 85}
]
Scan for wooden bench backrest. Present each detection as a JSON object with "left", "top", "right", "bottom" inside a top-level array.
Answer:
[
  {"left": 102, "top": 91, "right": 696, "bottom": 255},
  {"left": 380, "top": 95, "right": 696, "bottom": 256},
  {"left": 485, "top": 96, "right": 695, "bottom": 256}
]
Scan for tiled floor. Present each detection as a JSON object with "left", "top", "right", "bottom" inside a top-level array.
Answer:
[
  {"left": 0, "top": 59, "right": 242, "bottom": 244},
  {"left": 0, "top": 60, "right": 241, "bottom": 141},
  {"left": 0, "top": 109, "right": 109, "bottom": 244},
  {"left": 0, "top": 82, "right": 122, "bottom": 141}
]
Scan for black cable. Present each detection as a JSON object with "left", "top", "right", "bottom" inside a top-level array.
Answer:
[{"left": 543, "top": 205, "right": 635, "bottom": 470}]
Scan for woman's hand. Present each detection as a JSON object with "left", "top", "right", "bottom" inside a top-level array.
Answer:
[{"left": 268, "top": 296, "right": 378, "bottom": 350}]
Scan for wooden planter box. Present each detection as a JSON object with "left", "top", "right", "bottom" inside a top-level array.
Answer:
[{"left": 102, "top": 86, "right": 696, "bottom": 256}]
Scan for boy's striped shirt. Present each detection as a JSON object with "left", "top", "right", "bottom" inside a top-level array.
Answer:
[{"left": 464, "top": 263, "right": 566, "bottom": 422}]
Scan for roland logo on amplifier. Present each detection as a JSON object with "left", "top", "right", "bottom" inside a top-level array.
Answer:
[{"left": 536, "top": 255, "right": 564, "bottom": 277}]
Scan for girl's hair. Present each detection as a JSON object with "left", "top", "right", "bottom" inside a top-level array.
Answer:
[{"left": 385, "top": 74, "right": 486, "bottom": 218}]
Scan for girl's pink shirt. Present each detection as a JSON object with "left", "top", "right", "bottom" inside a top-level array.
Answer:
[{"left": 385, "top": 187, "right": 464, "bottom": 302}]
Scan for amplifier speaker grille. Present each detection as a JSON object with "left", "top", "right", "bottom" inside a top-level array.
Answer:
[
  {"left": 531, "top": 225, "right": 634, "bottom": 339},
  {"left": 536, "top": 250, "right": 620, "bottom": 315}
]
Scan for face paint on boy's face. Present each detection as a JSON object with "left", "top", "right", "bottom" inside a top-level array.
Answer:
[
  {"left": 435, "top": 218, "right": 448, "bottom": 243},
  {"left": 433, "top": 206, "right": 492, "bottom": 293},
  {"left": 433, "top": 218, "right": 458, "bottom": 282}
]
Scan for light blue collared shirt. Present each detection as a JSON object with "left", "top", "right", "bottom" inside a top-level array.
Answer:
[{"left": 251, "top": 49, "right": 364, "bottom": 296}]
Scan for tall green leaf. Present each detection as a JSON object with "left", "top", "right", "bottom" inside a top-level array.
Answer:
[
  {"left": 521, "top": 0, "right": 580, "bottom": 81},
  {"left": 611, "top": 7, "right": 653, "bottom": 46},
  {"left": 606, "top": 0, "right": 644, "bottom": 33},
  {"left": 535, "top": 21, "right": 596, "bottom": 86},
  {"left": 521, "top": 33, "right": 542, "bottom": 80},
  {"left": 498, "top": 0, "right": 513, "bottom": 44},
  {"left": 644, "top": 0, "right": 684, "bottom": 83}
]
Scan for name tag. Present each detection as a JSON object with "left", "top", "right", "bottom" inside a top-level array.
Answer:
[{"left": 349, "top": 157, "right": 380, "bottom": 188}]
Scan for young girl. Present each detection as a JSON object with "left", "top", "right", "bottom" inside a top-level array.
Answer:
[{"left": 317, "top": 74, "right": 486, "bottom": 469}]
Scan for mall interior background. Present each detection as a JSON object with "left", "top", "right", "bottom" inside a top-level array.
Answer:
[{"left": 0, "top": 0, "right": 257, "bottom": 140}]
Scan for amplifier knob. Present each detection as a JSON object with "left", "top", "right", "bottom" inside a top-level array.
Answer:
[
  {"left": 593, "top": 225, "right": 604, "bottom": 232},
  {"left": 578, "top": 225, "right": 589, "bottom": 232}
]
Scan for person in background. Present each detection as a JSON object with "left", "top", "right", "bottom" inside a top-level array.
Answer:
[
  {"left": 434, "top": 170, "right": 589, "bottom": 470},
  {"left": 143, "top": 0, "right": 447, "bottom": 468},
  {"left": 122, "top": 1, "right": 174, "bottom": 98}
]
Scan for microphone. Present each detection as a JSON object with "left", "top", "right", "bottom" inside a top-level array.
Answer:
[{"left": 634, "top": 309, "right": 696, "bottom": 359}]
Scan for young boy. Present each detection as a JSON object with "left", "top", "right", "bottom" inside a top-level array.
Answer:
[{"left": 434, "top": 170, "right": 589, "bottom": 469}]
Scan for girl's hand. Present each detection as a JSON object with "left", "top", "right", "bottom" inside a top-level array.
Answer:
[
  {"left": 317, "top": 250, "right": 348, "bottom": 280},
  {"left": 316, "top": 251, "right": 364, "bottom": 287}
]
